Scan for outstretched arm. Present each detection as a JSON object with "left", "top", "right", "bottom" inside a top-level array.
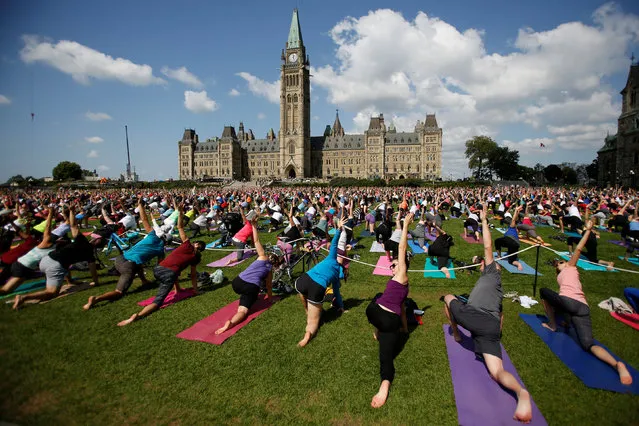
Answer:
[
  {"left": 69, "top": 205, "right": 79, "bottom": 239},
  {"left": 510, "top": 205, "right": 523, "bottom": 228},
  {"left": 396, "top": 213, "right": 413, "bottom": 281},
  {"left": 177, "top": 204, "right": 188, "bottom": 243},
  {"left": 481, "top": 203, "right": 494, "bottom": 265},
  {"left": 570, "top": 220, "right": 592, "bottom": 266},
  {"left": 138, "top": 199, "right": 152, "bottom": 233},
  {"left": 251, "top": 216, "right": 267, "bottom": 259}
]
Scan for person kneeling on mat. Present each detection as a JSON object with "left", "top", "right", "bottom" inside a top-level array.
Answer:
[
  {"left": 540, "top": 221, "right": 632, "bottom": 386},
  {"left": 426, "top": 225, "right": 453, "bottom": 279},
  {"left": 442, "top": 203, "right": 533, "bottom": 423},
  {"left": 215, "top": 216, "right": 282, "bottom": 335},
  {"left": 295, "top": 218, "right": 346, "bottom": 347},
  {"left": 494, "top": 205, "right": 524, "bottom": 271},
  {"left": 366, "top": 213, "right": 413, "bottom": 408}
]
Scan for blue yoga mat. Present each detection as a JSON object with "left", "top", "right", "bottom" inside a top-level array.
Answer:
[
  {"left": 520, "top": 314, "right": 639, "bottom": 394},
  {"left": 494, "top": 252, "right": 542, "bottom": 276},
  {"left": 618, "top": 256, "right": 639, "bottom": 266},
  {"left": 557, "top": 252, "right": 617, "bottom": 272},
  {"left": 423, "top": 258, "right": 456, "bottom": 279},
  {"left": 0, "top": 279, "right": 47, "bottom": 300},
  {"left": 359, "top": 230, "right": 374, "bottom": 237},
  {"left": 206, "top": 239, "right": 222, "bottom": 249},
  {"left": 408, "top": 240, "right": 426, "bottom": 254},
  {"left": 563, "top": 231, "right": 582, "bottom": 238}
]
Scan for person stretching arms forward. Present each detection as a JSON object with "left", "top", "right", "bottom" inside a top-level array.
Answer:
[
  {"left": 366, "top": 213, "right": 412, "bottom": 408},
  {"left": 442, "top": 203, "right": 532, "bottom": 423},
  {"left": 540, "top": 220, "right": 632, "bottom": 385},
  {"left": 215, "top": 216, "right": 282, "bottom": 335},
  {"left": 117, "top": 205, "right": 205, "bottom": 326},
  {"left": 295, "top": 218, "right": 345, "bottom": 347}
]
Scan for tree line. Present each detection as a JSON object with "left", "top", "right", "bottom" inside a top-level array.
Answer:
[{"left": 465, "top": 135, "right": 598, "bottom": 185}]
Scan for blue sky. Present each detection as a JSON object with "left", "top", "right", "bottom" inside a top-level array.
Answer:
[{"left": 0, "top": 0, "right": 638, "bottom": 181}]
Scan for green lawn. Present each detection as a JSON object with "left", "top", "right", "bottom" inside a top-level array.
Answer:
[{"left": 1, "top": 219, "right": 638, "bottom": 425}]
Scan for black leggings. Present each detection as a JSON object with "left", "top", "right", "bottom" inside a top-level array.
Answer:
[
  {"left": 540, "top": 288, "right": 593, "bottom": 350},
  {"left": 494, "top": 236, "right": 519, "bottom": 263},
  {"left": 366, "top": 299, "right": 403, "bottom": 383}
]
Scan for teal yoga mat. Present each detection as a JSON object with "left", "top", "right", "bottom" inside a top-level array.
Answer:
[
  {"left": 0, "top": 279, "right": 46, "bottom": 300},
  {"left": 423, "top": 258, "right": 456, "bottom": 279},
  {"left": 557, "top": 252, "right": 617, "bottom": 272}
]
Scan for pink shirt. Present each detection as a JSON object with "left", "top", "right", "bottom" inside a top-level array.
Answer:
[
  {"left": 233, "top": 221, "right": 253, "bottom": 243},
  {"left": 558, "top": 265, "right": 587, "bottom": 306}
]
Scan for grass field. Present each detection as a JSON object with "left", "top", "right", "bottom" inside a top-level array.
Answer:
[{"left": 1, "top": 218, "right": 638, "bottom": 425}]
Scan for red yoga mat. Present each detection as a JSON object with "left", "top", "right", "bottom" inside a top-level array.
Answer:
[
  {"left": 460, "top": 233, "right": 482, "bottom": 244},
  {"left": 611, "top": 312, "right": 639, "bottom": 331},
  {"left": 137, "top": 288, "right": 197, "bottom": 308},
  {"left": 176, "top": 294, "right": 279, "bottom": 345}
]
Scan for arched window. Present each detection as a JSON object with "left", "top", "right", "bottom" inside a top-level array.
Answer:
[
  {"left": 293, "top": 94, "right": 298, "bottom": 103},
  {"left": 287, "top": 94, "right": 291, "bottom": 103},
  {"left": 289, "top": 142, "right": 295, "bottom": 154}
]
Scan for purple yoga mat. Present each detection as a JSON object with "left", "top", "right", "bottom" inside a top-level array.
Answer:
[
  {"left": 207, "top": 250, "right": 255, "bottom": 267},
  {"left": 443, "top": 325, "right": 546, "bottom": 426},
  {"left": 460, "top": 233, "right": 482, "bottom": 244},
  {"left": 608, "top": 240, "right": 628, "bottom": 248}
]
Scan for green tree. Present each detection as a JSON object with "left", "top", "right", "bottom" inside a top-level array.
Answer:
[
  {"left": 544, "top": 164, "right": 563, "bottom": 183},
  {"left": 586, "top": 159, "right": 598, "bottom": 182},
  {"left": 517, "top": 165, "right": 535, "bottom": 182},
  {"left": 6, "top": 175, "right": 25, "bottom": 185},
  {"left": 53, "top": 161, "right": 83, "bottom": 181},
  {"left": 489, "top": 146, "right": 520, "bottom": 180},
  {"left": 465, "top": 136, "right": 498, "bottom": 180},
  {"left": 562, "top": 166, "right": 578, "bottom": 185}
]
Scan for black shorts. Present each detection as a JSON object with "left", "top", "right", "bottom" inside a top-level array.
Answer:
[
  {"left": 295, "top": 273, "right": 326, "bottom": 305},
  {"left": 312, "top": 228, "right": 327, "bottom": 239},
  {"left": 449, "top": 299, "right": 502, "bottom": 359},
  {"left": 232, "top": 276, "right": 260, "bottom": 309},
  {"left": 11, "top": 261, "right": 37, "bottom": 279},
  {"left": 384, "top": 239, "right": 399, "bottom": 254}
]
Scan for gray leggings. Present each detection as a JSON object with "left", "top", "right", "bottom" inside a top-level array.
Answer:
[
  {"left": 534, "top": 215, "right": 554, "bottom": 226},
  {"left": 517, "top": 223, "right": 538, "bottom": 238}
]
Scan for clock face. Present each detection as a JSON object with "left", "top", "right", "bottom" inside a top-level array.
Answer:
[{"left": 288, "top": 53, "right": 298, "bottom": 63}]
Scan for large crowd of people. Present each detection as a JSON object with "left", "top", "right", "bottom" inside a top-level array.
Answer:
[{"left": 1, "top": 184, "right": 637, "bottom": 420}]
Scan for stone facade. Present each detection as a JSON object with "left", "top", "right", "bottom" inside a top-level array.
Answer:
[
  {"left": 598, "top": 62, "right": 639, "bottom": 187},
  {"left": 178, "top": 9, "right": 443, "bottom": 181}
]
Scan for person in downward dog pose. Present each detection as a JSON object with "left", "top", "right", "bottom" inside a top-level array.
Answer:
[
  {"left": 366, "top": 213, "right": 413, "bottom": 408},
  {"left": 215, "top": 216, "right": 281, "bottom": 335},
  {"left": 494, "top": 205, "right": 524, "bottom": 271},
  {"left": 540, "top": 220, "right": 632, "bottom": 386},
  {"left": 295, "top": 218, "right": 345, "bottom": 347},
  {"left": 442, "top": 203, "right": 532, "bottom": 423}
]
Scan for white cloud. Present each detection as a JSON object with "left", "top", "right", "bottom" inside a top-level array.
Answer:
[
  {"left": 97, "top": 165, "right": 109, "bottom": 172},
  {"left": 228, "top": 88, "right": 240, "bottom": 96},
  {"left": 20, "top": 35, "right": 165, "bottom": 86},
  {"left": 257, "top": 112, "right": 266, "bottom": 120},
  {"left": 0, "top": 94, "right": 11, "bottom": 105},
  {"left": 85, "top": 111, "right": 112, "bottom": 121},
  {"left": 237, "top": 72, "right": 280, "bottom": 103},
  {"left": 161, "top": 66, "right": 203, "bottom": 88},
  {"left": 308, "top": 5, "right": 639, "bottom": 174},
  {"left": 184, "top": 90, "right": 218, "bottom": 113},
  {"left": 87, "top": 150, "right": 98, "bottom": 158},
  {"left": 85, "top": 136, "right": 104, "bottom": 144}
]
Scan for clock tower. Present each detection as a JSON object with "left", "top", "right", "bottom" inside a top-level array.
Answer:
[{"left": 280, "top": 8, "right": 311, "bottom": 178}]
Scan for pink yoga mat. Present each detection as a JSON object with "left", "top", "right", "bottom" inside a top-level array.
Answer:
[
  {"left": 137, "top": 288, "right": 197, "bottom": 308},
  {"left": 373, "top": 256, "right": 394, "bottom": 276},
  {"left": 176, "top": 294, "right": 279, "bottom": 345},
  {"left": 207, "top": 250, "right": 255, "bottom": 268},
  {"left": 460, "top": 233, "right": 482, "bottom": 244},
  {"left": 611, "top": 312, "right": 639, "bottom": 331}
]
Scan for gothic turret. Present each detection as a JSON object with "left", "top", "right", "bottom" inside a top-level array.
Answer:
[
  {"left": 287, "top": 8, "right": 303, "bottom": 49},
  {"left": 331, "top": 110, "right": 345, "bottom": 137}
]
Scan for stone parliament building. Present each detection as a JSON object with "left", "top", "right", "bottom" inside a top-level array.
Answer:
[{"left": 178, "top": 10, "right": 443, "bottom": 181}]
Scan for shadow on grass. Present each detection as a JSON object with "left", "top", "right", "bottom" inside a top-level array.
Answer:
[{"left": 321, "top": 297, "right": 365, "bottom": 324}]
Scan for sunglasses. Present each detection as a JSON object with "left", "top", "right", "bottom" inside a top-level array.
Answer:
[{"left": 389, "top": 263, "right": 397, "bottom": 269}]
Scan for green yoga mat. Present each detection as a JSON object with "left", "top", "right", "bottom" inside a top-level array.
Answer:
[{"left": 0, "top": 279, "right": 47, "bottom": 300}]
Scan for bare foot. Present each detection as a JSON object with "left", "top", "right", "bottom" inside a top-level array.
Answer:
[
  {"left": 83, "top": 295, "right": 96, "bottom": 311},
  {"left": 513, "top": 389, "right": 532, "bottom": 423},
  {"left": 617, "top": 362, "right": 633, "bottom": 385},
  {"left": 371, "top": 380, "right": 391, "bottom": 408},
  {"left": 514, "top": 262, "right": 523, "bottom": 271},
  {"left": 541, "top": 322, "right": 556, "bottom": 332},
  {"left": 442, "top": 268, "right": 451, "bottom": 279},
  {"left": 117, "top": 313, "right": 138, "bottom": 327},
  {"left": 606, "top": 262, "right": 614, "bottom": 272},
  {"left": 215, "top": 321, "right": 231, "bottom": 335},
  {"left": 12, "top": 295, "right": 23, "bottom": 311},
  {"left": 297, "top": 331, "right": 312, "bottom": 347}
]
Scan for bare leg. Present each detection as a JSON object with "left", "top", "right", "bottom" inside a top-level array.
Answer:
[
  {"left": 1, "top": 276, "right": 25, "bottom": 295},
  {"left": 598, "top": 260, "right": 614, "bottom": 271},
  {"left": 13, "top": 287, "right": 60, "bottom": 310},
  {"left": 371, "top": 379, "right": 391, "bottom": 408},
  {"left": 298, "top": 292, "right": 308, "bottom": 314},
  {"left": 215, "top": 306, "right": 249, "bottom": 334},
  {"left": 541, "top": 299, "right": 557, "bottom": 331},
  {"left": 84, "top": 290, "right": 124, "bottom": 310},
  {"left": 443, "top": 295, "right": 461, "bottom": 342},
  {"left": 484, "top": 354, "right": 532, "bottom": 423},
  {"left": 441, "top": 267, "right": 451, "bottom": 279},
  {"left": 590, "top": 345, "right": 633, "bottom": 385},
  {"left": 513, "top": 261, "right": 523, "bottom": 271},
  {"left": 117, "top": 303, "right": 159, "bottom": 326},
  {"left": 298, "top": 302, "right": 322, "bottom": 347}
]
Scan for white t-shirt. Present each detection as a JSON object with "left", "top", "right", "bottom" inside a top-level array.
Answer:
[
  {"left": 272, "top": 211, "right": 283, "bottom": 222},
  {"left": 567, "top": 205, "right": 581, "bottom": 218},
  {"left": 119, "top": 214, "right": 137, "bottom": 230},
  {"left": 306, "top": 206, "right": 316, "bottom": 216},
  {"left": 468, "top": 213, "right": 479, "bottom": 222}
]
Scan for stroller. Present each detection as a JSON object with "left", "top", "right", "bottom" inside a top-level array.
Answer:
[{"left": 214, "top": 212, "right": 245, "bottom": 248}]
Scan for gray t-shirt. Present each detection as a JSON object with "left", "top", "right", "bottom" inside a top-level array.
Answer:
[{"left": 467, "top": 261, "right": 502, "bottom": 319}]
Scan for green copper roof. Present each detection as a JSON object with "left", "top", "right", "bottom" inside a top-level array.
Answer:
[{"left": 287, "top": 9, "right": 303, "bottom": 49}]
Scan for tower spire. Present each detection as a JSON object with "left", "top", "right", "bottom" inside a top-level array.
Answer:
[
  {"left": 287, "top": 8, "right": 303, "bottom": 49},
  {"left": 332, "top": 108, "right": 344, "bottom": 137}
]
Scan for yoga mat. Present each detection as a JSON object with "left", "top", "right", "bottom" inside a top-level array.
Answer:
[
  {"left": 373, "top": 256, "right": 394, "bottom": 276},
  {"left": 206, "top": 239, "right": 222, "bottom": 249},
  {"left": 557, "top": 252, "right": 617, "bottom": 272},
  {"left": 408, "top": 240, "right": 425, "bottom": 254},
  {"left": 206, "top": 250, "right": 255, "bottom": 268},
  {"left": 370, "top": 241, "right": 386, "bottom": 253},
  {"left": 443, "top": 325, "right": 547, "bottom": 426},
  {"left": 424, "top": 232, "right": 437, "bottom": 242},
  {"left": 520, "top": 314, "right": 639, "bottom": 394},
  {"left": 359, "top": 230, "right": 374, "bottom": 237},
  {"left": 609, "top": 240, "right": 628, "bottom": 248},
  {"left": 618, "top": 256, "right": 639, "bottom": 266},
  {"left": 7, "top": 282, "right": 95, "bottom": 305},
  {"left": 460, "top": 233, "right": 482, "bottom": 244},
  {"left": 519, "top": 237, "right": 551, "bottom": 247},
  {"left": 329, "top": 228, "right": 336, "bottom": 236},
  {"left": 494, "top": 253, "right": 542, "bottom": 276},
  {"left": 564, "top": 231, "right": 582, "bottom": 239},
  {"left": 137, "top": 288, "right": 197, "bottom": 309},
  {"left": 423, "top": 258, "right": 456, "bottom": 279},
  {"left": 496, "top": 227, "right": 507, "bottom": 234},
  {"left": 611, "top": 312, "right": 639, "bottom": 331},
  {"left": 0, "top": 279, "right": 47, "bottom": 300},
  {"left": 177, "top": 295, "right": 279, "bottom": 345}
]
